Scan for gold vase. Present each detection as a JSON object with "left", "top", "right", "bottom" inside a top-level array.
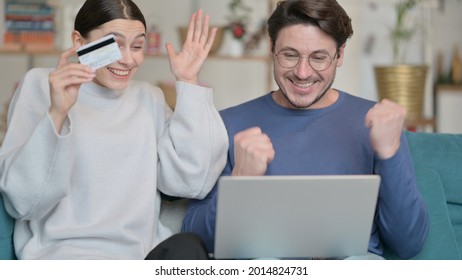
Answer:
[{"left": 374, "top": 65, "right": 428, "bottom": 120}]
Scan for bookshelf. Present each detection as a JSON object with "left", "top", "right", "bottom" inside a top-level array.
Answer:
[{"left": 3, "top": 0, "right": 55, "bottom": 51}]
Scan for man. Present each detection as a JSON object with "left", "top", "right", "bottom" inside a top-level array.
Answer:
[{"left": 182, "top": 0, "right": 429, "bottom": 259}]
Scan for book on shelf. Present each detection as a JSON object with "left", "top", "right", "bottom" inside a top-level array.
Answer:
[
  {"left": 6, "top": 20, "right": 54, "bottom": 31},
  {"left": 5, "top": 2, "right": 54, "bottom": 16},
  {"left": 3, "top": 0, "right": 56, "bottom": 49},
  {"left": 4, "top": 31, "right": 54, "bottom": 44}
]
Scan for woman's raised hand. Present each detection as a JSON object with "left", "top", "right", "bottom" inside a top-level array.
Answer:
[{"left": 166, "top": 9, "right": 217, "bottom": 85}]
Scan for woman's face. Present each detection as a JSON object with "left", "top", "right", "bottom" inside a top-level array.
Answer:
[{"left": 76, "top": 19, "right": 146, "bottom": 90}]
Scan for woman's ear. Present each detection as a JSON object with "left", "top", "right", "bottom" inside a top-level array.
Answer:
[{"left": 71, "top": 30, "right": 85, "bottom": 48}]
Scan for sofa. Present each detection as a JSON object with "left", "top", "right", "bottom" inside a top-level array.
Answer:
[
  {"left": 384, "top": 131, "right": 462, "bottom": 259},
  {"left": 1, "top": 131, "right": 461, "bottom": 260}
]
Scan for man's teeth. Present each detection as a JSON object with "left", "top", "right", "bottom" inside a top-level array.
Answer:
[
  {"left": 294, "top": 82, "right": 314, "bottom": 88},
  {"left": 109, "top": 68, "right": 129, "bottom": 76}
]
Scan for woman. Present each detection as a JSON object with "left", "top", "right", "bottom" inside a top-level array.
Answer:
[{"left": 0, "top": 0, "right": 227, "bottom": 259}]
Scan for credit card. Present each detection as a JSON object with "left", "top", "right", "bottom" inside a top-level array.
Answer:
[{"left": 77, "top": 34, "right": 122, "bottom": 69}]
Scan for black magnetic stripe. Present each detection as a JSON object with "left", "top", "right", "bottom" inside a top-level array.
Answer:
[{"left": 77, "top": 37, "right": 116, "bottom": 56}]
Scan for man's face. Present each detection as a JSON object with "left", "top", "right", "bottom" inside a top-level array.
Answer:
[{"left": 272, "top": 24, "right": 345, "bottom": 109}]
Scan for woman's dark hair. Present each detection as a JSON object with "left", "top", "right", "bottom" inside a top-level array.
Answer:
[
  {"left": 268, "top": 0, "right": 353, "bottom": 52},
  {"left": 75, "top": 0, "right": 146, "bottom": 38}
]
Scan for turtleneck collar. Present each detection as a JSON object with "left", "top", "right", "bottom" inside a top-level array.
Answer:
[{"left": 81, "top": 81, "right": 127, "bottom": 100}]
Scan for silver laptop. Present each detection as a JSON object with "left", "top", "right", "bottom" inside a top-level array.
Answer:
[{"left": 214, "top": 175, "right": 380, "bottom": 259}]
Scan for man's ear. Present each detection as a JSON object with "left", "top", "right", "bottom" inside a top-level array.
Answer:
[
  {"left": 336, "top": 44, "right": 346, "bottom": 67},
  {"left": 71, "top": 30, "right": 85, "bottom": 48}
]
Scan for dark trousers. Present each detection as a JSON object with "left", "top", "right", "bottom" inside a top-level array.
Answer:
[{"left": 145, "top": 232, "right": 209, "bottom": 260}]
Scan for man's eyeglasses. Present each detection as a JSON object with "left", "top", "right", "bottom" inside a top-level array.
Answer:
[{"left": 274, "top": 49, "right": 338, "bottom": 71}]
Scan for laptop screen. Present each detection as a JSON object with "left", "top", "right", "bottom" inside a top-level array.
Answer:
[{"left": 214, "top": 175, "right": 380, "bottom": 259}]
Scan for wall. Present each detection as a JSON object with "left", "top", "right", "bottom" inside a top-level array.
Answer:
[
  {"left": 356, "top": 0, "right": 462, "bottom": 118},
  {"left": 130, "top": 0, "right": 272, "bottom": 110},
  {"left": 0, "top": 0, "right": 461, "bottom": 117},
  {"left": 0, "top": 0, "right": 272, "bottom": 112}
]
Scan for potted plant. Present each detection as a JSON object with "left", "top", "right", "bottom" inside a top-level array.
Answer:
[
  {"left": 374, "top": 0, "right": 429, "bottom": 120},
  {"left": 391, "top": 0, "right": 422, "bottom": 64},
  {"left": 226, "top": 0, "right": 252, "bottom": 56}
]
